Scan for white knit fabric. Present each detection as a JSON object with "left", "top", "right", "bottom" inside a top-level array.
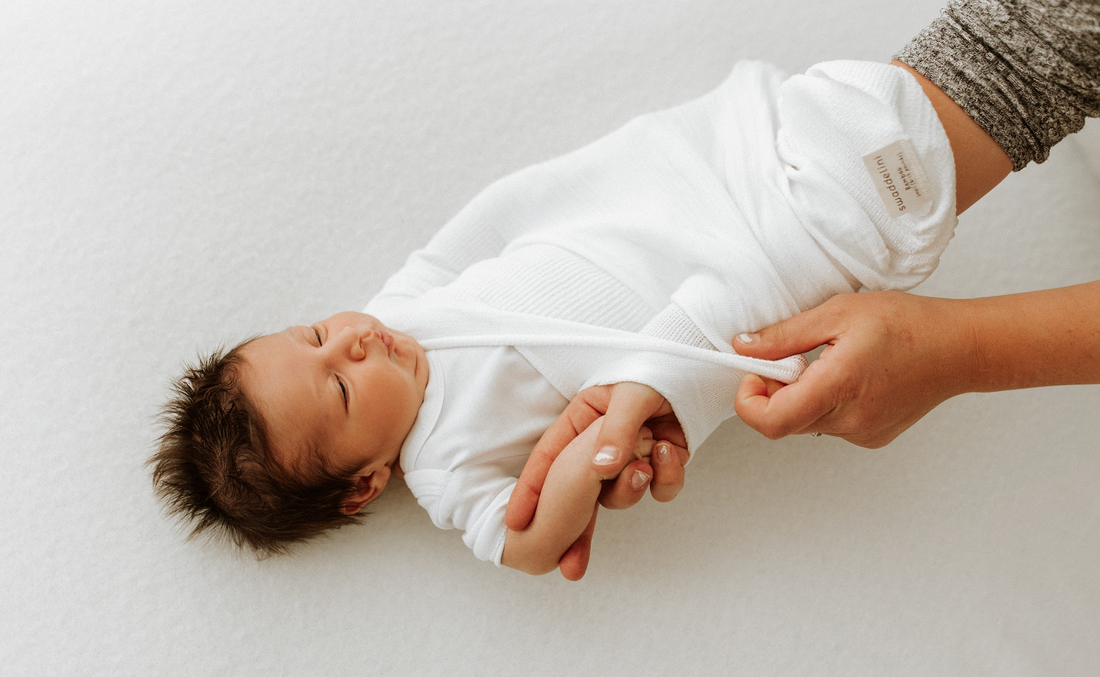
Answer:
[
  {"left": 380, "top": 297, "right": 806, "bottom": 452},
  {"left": 366, "top": 59, "right": 958, "bottom": 562},
  {"left": 777, "top": 61, "right": 957, "bottom": 290},
  {"left": 369, "top": 59, "right": 956, "bottom": 448},
  {"left": 399, "top": 348, "right": 565, "bottom": 565}
]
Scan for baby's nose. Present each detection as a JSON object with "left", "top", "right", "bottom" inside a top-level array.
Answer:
[{"left": 330, "top": 325, "right": 367, "bottom": 359}]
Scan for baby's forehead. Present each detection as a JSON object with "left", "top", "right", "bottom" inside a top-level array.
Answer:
[
  {"left": 234, "top": 337, "right": 275, "bottom": 380},
  {"left": 238, "top": 332, "right": 328, "bottom": 458},
  {"left": 244, "top": 328, "right": 304, "bottom": 366}
]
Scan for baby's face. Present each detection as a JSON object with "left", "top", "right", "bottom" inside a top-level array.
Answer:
[{"left": 238, "top": 312, "right": 428, "bottom": 501}]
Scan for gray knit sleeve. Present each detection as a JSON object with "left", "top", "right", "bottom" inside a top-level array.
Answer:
[{"left": 895, "top": 0, "right": 1100, "bottom": 170}]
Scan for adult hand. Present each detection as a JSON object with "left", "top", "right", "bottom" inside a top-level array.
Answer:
[
  {"left": 504, "top": 382, "right": 689, "bottom": 580},
  {"left": 733, "top": 291, "right": 975, "bottom": 448}
]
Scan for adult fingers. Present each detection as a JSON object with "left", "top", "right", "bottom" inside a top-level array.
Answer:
[
  {"left": 557, "top": 506, "right": 598, "bottom": 581},
  {"left": 595, "top": 438, "right": 687, "bottom": 507},
  {"left": 503, "top": 424, "right": 562, "bottom": 531},
  {"left": 504, "top": 391, "right": 605, "bottom": 531},
  {"left": 598, "top": 459, "right": 654, "bottom": 510},
  {"left": 733, "top": 296, "right": 848, "bottom": 361},
  {"left": 648, "top": 441, "right": 687, "bottom": 503},
  {"left": 734, "top": 363, "right": 840, "bottom": 440},
  {"left": 592, "top": 382, "right": 670, "bottom": 479}
]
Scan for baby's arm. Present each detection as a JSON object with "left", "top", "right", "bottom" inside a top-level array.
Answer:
[{"left": 501, "top": 418, "right": 654, "bottom": 576}]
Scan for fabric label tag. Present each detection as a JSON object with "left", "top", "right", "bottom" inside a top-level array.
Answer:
[{"left": 861, "top": 139, "right": 933, "bottom": 218}]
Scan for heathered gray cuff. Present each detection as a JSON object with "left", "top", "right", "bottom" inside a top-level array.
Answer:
[{"left": 896, "top": 0, "right": 1100, "bottom": 171}]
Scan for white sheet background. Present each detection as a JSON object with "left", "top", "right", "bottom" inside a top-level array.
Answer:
[{"left": 3, "top": 1, "right": 1099, "bottom": 675}]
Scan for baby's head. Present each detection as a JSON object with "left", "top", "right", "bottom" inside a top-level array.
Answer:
[{"left": 150, "top": 311, "right": 429, "bottom": 556}]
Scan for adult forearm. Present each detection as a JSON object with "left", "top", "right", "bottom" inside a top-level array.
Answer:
[
  {"left": 733, "top": 283, "right": 1100, "bottom": 448},
  {"left": 891, "top": 60, "right": 1012, "bottom": 214},
  {"left": 963, "top": 280, "right": 1100, "bottom": 392}
]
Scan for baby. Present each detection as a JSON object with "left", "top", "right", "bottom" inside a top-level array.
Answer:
[
  {"left": 232, "top": 310, "right": 663, "bottom": 574},
  {"left": 151, "top": 59, "right": 957, "bottom": 574}
]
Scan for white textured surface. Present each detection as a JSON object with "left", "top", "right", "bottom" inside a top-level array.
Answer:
[
  {"left": 2, "top": 1, "right": 1098, "bottom": 675},
  {"left": 1074, "top": 117, "right": 1100, "bottom": 181}
]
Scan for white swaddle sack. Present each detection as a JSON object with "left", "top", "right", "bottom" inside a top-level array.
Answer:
[
  {"left": 372, "top": 59, "right": 957, "bottom": 454},
  {"left": 777, "top": 60, "right": 958, "bottom": 290},
  {"left": 370, "top": 59, "right": 960, "bottom": 564},
  {"left": 636, "top": 59, "right": 957, "bottom": 352}
]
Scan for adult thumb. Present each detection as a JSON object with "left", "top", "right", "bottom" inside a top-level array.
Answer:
[{"left": 733, "top": 303, "right": 838, "bottom": 361}]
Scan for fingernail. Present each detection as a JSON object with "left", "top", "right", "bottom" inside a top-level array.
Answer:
[
  {"left": 737, "top": 332, "right": 759, "bottom": 345},
  {"left": 594, "top": 446, "right": 619, "bottom": 466},
  {"left": 655, "top": 442, "right": 671, "bottom": 464},
  {"left": 631, "top": 470, "right": 651, "bottom": 490}
]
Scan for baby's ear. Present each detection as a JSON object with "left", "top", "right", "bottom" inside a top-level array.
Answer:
[{"left": 340, "top": 466, "right": 392, "bottom": 515}]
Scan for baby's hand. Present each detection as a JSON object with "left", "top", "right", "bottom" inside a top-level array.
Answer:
[{"left": 633, "top": 426, "right": 655, "bottom": 464}]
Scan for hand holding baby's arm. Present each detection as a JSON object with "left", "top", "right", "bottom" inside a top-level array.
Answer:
[
  {"left": 505, "top": 382, "right": 688, "bottom": 580},
  {"left": 501, "top": 417, "right": 654, "bottom": 576}
]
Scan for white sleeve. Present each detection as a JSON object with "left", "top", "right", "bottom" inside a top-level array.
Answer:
[
  {"left": 365, "top": 196, "right": 507, "bottom": 315},
  {"left": 578, "top": 348, "right": 744, "bottom": 456},
  {"left": 640, "top": 303, "right": 721, "bottom": 351},
  {"left": 369, "top": 137, "right": 614, "bottom": 314},
  {"left": 403, "top": 466, "right": 515, "bottom": 566},
  {"left": 451, "top": 467, "right": 515, "bottom": 566}
]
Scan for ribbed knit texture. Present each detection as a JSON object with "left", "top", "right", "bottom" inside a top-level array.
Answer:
[
  {"left": 896, "top": 0, "right": 1100, "bottom": 170},
  {"left": 465, "top": 245, "right": 655, "bottom": 330},
  {"left": 640, "top": 305, "right": 719, "bottom": 351}
]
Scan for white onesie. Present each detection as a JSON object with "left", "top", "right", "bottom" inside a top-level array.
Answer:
[
  {"left": 397, "top": 346, "right": 563, "bottom": 564},
  {"left": 365, "top": 60, "right": 958, "bottom": 565}
]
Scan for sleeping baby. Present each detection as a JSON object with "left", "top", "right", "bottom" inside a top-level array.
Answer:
[{"left": 150, "top": 59, "right": 956, "bottom": 574}]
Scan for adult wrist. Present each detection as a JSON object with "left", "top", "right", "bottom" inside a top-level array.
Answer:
[
  {"left": 946, "top": 297, "right": 990, "bottom": 396},
  {"left": 954, "top": 282, "right": 1100, "bottom": 393},
  {"left": 937, "top": 296, "right": 986, "bottom": 398}
]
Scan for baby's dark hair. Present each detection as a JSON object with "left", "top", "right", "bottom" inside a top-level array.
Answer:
[{"left": 149, "top": 341, "right": 362, "bottom": 557}]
